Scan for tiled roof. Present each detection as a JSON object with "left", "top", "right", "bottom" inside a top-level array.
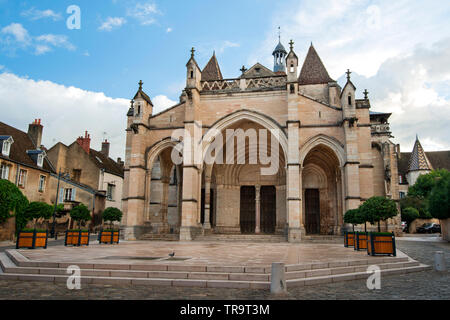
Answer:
[
  {"left": 298, "top": 45, "right": 334, "bottom": 85},
  {"left": 240, "top": 63, "right": 276, "bottom": 78},
  {"left": 0, "top": 121, "right": 54, "bottom": 172},
  {"left": 398, "top": 150, "right": 450, "bottom": 183},
  {"left": 133, "top": 89, "right": 153, "bottom": 106},
  {"left": 89, "top": 148, "right": 124, "bottom": 178},
  {"left": 201, "top": 53, "right": 223, "bottom": 81},
  {"left": 408, "top": 138, "right": 433, "bottom": 172}
]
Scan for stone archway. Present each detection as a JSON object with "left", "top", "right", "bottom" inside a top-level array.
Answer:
[
  {"left": 301, "top": 143, "right": 343, "bottom": 235},
  {"left": 199, "top": 113, "right": 287, "bottom": 235}
]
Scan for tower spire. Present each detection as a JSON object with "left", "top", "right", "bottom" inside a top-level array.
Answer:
[{"left": 272, "top": 28, "right": 287, "bottom": 73}]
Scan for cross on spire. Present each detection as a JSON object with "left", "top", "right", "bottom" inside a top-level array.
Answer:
[
  {"left": 240, "top": 65, "right": 247, "bottom": 74},
  {"left": 278, "top": 26, "right": 281, "bottom": 42},
  {"left": 138, "top": 80, "right": 143, "bottom": 90},
  {"left": 363, "top": 89, "right": 369, "bottom": 100},
  {"left": 289, "top": 39, "right": 294, "bottom": 51},
  {"left": 346, "top": 69, "right": 351, "bottom": 81},
  {"left": 191, "top": 47, "right": 195, "bottom": 58}
]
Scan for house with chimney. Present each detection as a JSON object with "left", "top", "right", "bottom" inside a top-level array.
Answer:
[
  {"left": 0, "top": 119, "right": 54, "bottom": 203},
  {"left": 46, "top": 131, "right": 124, "bottom": 214}
]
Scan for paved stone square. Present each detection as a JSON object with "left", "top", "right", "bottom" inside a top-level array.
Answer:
[
  {"left": 0, "top": 239, "right": 448, "bottom": 300},
  {"left": 15, "top": 240, "right": 407, "bottom": 267}
]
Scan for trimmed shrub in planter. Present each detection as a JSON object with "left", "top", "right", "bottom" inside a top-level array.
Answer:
[
  {"left": 16, "top": 229, "right": 48, "bottom": 249},
  {"left": 65, "top": 230, "right": 90, "bottom": 246},
  {"left": 98, "top": 229, "right": 120, "bottom": 244},
  {"left": 354, "top": 232, "right": 368, "bottom": 251},
  {"left": 367, "top": 232, "right": 396, "bottom": 256},
  {"left": 344, "top": 231, "right": 355, "bottom": 247}
]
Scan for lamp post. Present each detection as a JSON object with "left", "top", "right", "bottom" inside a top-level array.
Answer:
[{"left": 51, "top": 169, "right": 70, "bottom": 239}]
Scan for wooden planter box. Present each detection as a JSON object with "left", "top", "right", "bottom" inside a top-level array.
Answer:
[
  {"left": 16, "top": 230, "right": 48, "bottom": 249},
  {"left": 354, "top": 232, "right": 368, "bottom": 251},
  {"left": 98, "top": 230, "right": 120, "bottom": 244},
  {"left": 367, "top": 232, "right": 396, "bottom": 256},
  {"left": 344, "top": 231, "right": 355, "bottom": 247},
  {"left": 65, "top": 230, "right": 90, "bottom": 247}
]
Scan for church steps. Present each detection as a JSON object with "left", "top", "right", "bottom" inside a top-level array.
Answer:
[{"left": 0, "top": 250, "right": 430, "bottom": 289}]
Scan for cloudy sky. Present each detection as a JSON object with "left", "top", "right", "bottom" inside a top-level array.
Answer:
[{"left": 0, "top": 0, "right": 449, "bottom": 160}]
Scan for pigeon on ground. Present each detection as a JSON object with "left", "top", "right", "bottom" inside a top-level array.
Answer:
[{"left": 169, "top": 252, "right": 175, "bottom": 257}]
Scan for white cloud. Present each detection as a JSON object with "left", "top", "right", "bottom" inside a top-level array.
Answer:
[
  {"left": 152, "top": 95, "right": 178, "bottom": 115},
  {"left": 1, "top": 23, "right": 31, "bottom": 45},
  {"left": 0, "top": 72, "right": 129, "bottom": 160},
  {"left": 166, "top": 27, "right": 172, "bottom": 33},
  {"left": 21, "top": 7, "right": 62, "bottom": 21},
  {"left": 127, "top": 2, "right": 160, "bottom": 26},
  {"left": 1, "top": 23, "right": 75, "bottom": 56},
  {"left": 99, "top": 17, "right": 127, "bottom": 31},
  {"left": 36, "top": 34, "right": 76, "bottom": 51},
  {"left": 339, "top": 38, "right": 450, "bottom": 152}
]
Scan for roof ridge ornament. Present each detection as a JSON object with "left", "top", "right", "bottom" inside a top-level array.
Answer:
[
  {"left": 138, "top": 80, "right": 143, "bottom": 91},
  {"left": 346, "top": 69, "right": 351, "bottom": 81},
  {"left": 191, "top": 47, "right": 195, "bottom": 58},
  {"left": 363, "top": 89, "right": 369, "bottom": 100},
  {"left": 289, "top": 39, "right": 294, "bottom": 51}
]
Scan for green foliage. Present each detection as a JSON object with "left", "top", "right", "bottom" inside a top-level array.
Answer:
[
  {"left": 359, "top": 196, "right": 398, "bottom": 227},
  {"left": 401, "top": 207, "right": 420, "bottom": 224},
  {"left": 0, "top": 180, "right": 29, "bottom": 230},
  {"left": 428, "top": 173, "right": 450, "bottom": 220},
  {"left": 400, "top": 196, "right": 431, "bottom": 219},
  {"left": 408, "top": 169, "right": 450, "bottom": 199},
  {"left": 24, "top": 202, "right": 53, "bottom": 222},
  {"left": 69, "top": 204, "right": 91, "bottom": 223},
  {"left": 102, "top": 207, "right": 123, "bottom": 223}
]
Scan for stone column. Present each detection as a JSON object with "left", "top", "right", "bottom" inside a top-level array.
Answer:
[
  {"left": 255, "top": 185, "right": 261, "bottom": 234},
  {"left": 159, "top": 175, "right": 170, "bottom": 232},
  {"left": 203, "top": 179, "right": 211, "bottom": 230}
]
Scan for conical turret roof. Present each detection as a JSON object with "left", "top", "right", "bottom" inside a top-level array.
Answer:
[
  {"left": 408, "top": 136, "right": 433, "bottom": 172},
  {"left": 298, "top": 44, "right": 334, "bottom": 85},
  {"left": 201, "top": 52, "right": 223, "bottom": 81}
]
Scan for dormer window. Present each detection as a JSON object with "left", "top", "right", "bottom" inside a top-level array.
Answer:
[
  {"left": 37, "top": 154, "right": 44, "bottom": 167},
  {"left": 0, "top": 136, "right": 13, "bottom": 157}
]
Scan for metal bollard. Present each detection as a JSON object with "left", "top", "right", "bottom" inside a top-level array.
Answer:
[
  {"left": 434, "top": 251, "right": 446, "bottom": 272},
  {"left": 270, "top": 262, "right": 287, "bottom": 294}
]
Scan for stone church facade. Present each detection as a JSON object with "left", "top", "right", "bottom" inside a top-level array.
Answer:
[{"left": 121, "top": 40, "right": 401, "bottom": 242}]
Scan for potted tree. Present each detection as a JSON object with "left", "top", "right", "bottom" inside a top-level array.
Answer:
[
  {"left": 17, "top": 202, "right": 53, "bottom": 249},
  {"left": 343, "top": 209, "right": 358, "bottom": 247},
  {"left": 360, "top": 196, "right": 398, "bottom": 256},
  {"left": 99, "top": 207, "right": 123, "bottom": 244},
  {"left": 0, "top": 180, "right": 28, "bottom": 243},
  {"left": 65, "top": 204, "right": 91, "bottom": 246}
]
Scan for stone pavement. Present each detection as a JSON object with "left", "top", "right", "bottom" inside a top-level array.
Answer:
[{"left": 0, "top": 239, "right": 448, "bottom": 300}]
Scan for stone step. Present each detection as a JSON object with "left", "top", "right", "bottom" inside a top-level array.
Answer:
[
  {"left": 0, "top": 251, "right": 418, "bottom": 284},
  {"left": 0, "top": 262, "right": 431, "bottom": 289},
  {"left": 3, "top": 249, "right": 410, "bottom": 275},
  {"left": 139, "top": 234, "right": 179, "bottom": 241},
  {"left": 194, "top": 234, "right": 287, "bottom": 242}
]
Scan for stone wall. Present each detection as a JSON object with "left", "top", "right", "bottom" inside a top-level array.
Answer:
[
  {"left": 0, "top": 216, "right": 15, "bottom": 242},
  {"left": 408, "top": 218, "right": 441, "bottom": 234}
]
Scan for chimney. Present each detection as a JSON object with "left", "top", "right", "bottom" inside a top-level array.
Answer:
[
  {"left": 117, "top": 157, "right": 124, "bottom": 167},
  {"left": 76, "top": 131, "right": 91, "bottom": 154},
  {"left": 28, "top": 119, "right": 43, "bottom": 149},
  {"left": 101, "top": 139, "right": 110, "bottom": 157}
]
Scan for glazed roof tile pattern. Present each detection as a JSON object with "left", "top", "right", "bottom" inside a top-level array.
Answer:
[
  {"left": 298, "top": 45, "right": 334, "bottom": 85},
  {"left": 407, "top": 138, "right": 433, "bottom": 172}
]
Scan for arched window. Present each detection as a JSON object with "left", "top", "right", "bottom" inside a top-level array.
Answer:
[
  {"left": 290, "top": 63, "right": 294, "bottom": 73},
  {"left": 348, "top": 94, "right": 352, "bottom": 106},
  {"left": 290, "top": 84, "right": 295, "bottom": 94},
  {"left": 190, "top": 70, "right": 193, "bottom": 79}
]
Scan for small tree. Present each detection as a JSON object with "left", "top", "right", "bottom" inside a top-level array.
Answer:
[
  {"left": 102, "top": 207, "right": 123, "bottom": 230},
  {"left": 69, "top": 204, "right": 91, "bottom": 230},
  {"left": 0, "top": 180, "right": 29, "bottom": 231},
  {"left": 344, "top": 209, "right": 365, "bottom": 232},
  {"left": 23, "top": 202, "right": 53, "bottom": 229},
  {"left": 359, "top": 196, "right": 398, "bottom": 232},
  {"left": 428, "top": 173, "right": 450, "bottom": 220},
  {"left": 401, "top": 207, "right": 420, "bottom": 232}
]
